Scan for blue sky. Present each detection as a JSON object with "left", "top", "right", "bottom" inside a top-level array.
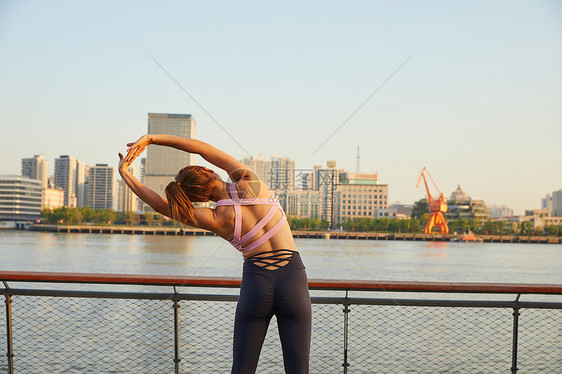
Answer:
[{"left": 1, "top": 0, "right": 561, "bottom": 214}]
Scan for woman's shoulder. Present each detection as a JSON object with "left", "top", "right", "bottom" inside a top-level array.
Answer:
[{"left": 234, "top": 179, "right": 273, "bottom": 199}]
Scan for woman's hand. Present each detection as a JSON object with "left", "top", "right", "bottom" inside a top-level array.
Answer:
[
  {"left": 118, "top": 152, "right": 131, "bottom": 174},
  {"left": 124, "top": 134, "right": 151, "bottom": 164}
]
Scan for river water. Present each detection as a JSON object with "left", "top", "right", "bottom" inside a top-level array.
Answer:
[
  {"left": 1, "top": 230, "right": 561, "bottom": 373},
  {"left": 1, "top": 230, "right": 561, "bottom": 284}
]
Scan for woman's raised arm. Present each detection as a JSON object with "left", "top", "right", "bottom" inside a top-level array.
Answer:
[
  {"left": 118, "top": 152, "right": 171, "bottom": 217},
  {"left": 126, "top": 134, "right": 254, "bottom": 182}
]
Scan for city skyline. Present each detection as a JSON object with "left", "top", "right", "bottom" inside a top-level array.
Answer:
[
  {"left": 8, "top": 143, "right": 561, "bottom": 218},
  {"left": 1, "top": 1, "right": 561, "bottom": 215}
]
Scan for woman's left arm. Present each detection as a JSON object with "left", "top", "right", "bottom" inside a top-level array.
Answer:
[{"left": 126, "top": 134, "right": 255, "bottom": 182}]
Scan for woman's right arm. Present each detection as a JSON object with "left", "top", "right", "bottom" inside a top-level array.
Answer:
[
  {"left": 126, "top": 134, "right": 255, "bottom": 182},
  {"left": 118, "top": 152, "right": 172, "bottom": 218}
]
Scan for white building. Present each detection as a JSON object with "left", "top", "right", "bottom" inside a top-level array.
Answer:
[
  {"left": 86, "top": 164, "right": 115, "bottom": 210},
  {"left": 54, "top": 155, "right": 87, "bottom": 208},
  {"left": 488, "top": 205, "right": 514, "bottom": 219},
  {"left": 0, "top": 176, "right": 42, "bottom": 222},
  {"left": 21, "top": 154, "right": 49, "bottom": 188},
  {"left": 42, "top": 188, "right": 65, "bottom": 210}
]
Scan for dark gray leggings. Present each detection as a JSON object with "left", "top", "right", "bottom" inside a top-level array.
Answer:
[{"left": 231, "top": 250, "right": 311, "bottom": 374}]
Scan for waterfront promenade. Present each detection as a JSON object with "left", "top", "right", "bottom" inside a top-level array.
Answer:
[
  {"left": 29, "top": 224, "right": 562, "bottom": 244},
  {"left": 2, "top": 271, "right": 561, "bottom": 373}
]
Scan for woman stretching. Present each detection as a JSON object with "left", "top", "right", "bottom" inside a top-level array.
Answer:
[{"left": 118, "top": 134, "right": 311, "bottom": 374}]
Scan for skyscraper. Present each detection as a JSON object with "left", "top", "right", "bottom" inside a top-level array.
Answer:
[
  {"left": 143, "top": 113, "right": 196, "bottom": 202},
  {"left": 86, "top": 164, "right": 115, "bottom": 210},
  {"left": 54, "top": 155, "right": 77, "bottom": 207},
  {"left": 21, "top": 154, "right": 49, "bottom": 188},
  {"left": 54, "top": 155, "right": 87, "bottom": 207}
]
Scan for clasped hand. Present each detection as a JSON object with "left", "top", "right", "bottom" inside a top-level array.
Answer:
[{"left": 118, "top": 134, "right": 151, "bottom": 172}]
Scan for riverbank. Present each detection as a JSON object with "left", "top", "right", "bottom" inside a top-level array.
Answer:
[{"left": 27, "top": 224, "right": 562, "bottom": 244}]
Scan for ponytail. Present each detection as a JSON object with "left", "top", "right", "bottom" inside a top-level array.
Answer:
[
  {"left": 165, "top": 166, "right": 216, "bottom": 226},
  {"left": 165, "top": 181, "right": 197, "bottom": 225}
]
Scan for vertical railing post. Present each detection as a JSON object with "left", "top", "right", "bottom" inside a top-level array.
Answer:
[
  {"left": 342, "top": 290, "right": 350, "bottom": 374},
  {"left": 511, "top": 294, "right": 521, "bottom": 374},
  {"left": 173, "top": 287, "right": 181, "bottom": 374},
  {"left": 3, "top": 281, "right": 14, "bottom": 374}
]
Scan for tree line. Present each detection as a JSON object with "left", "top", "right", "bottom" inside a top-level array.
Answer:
[
  {"left": 40, "top": 207, "right": 177, "bottom": 227},
  {"left": 41, "top": 207, "right": 562, "bottom": 236}
]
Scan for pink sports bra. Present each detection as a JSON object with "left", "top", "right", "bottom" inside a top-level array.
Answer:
[{"left": 216, "top": 183, "right": 288, "bottom": 253}]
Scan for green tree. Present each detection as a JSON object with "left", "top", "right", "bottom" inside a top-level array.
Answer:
[
  {"left": 144, "top": 212, "right": 154, "bottom": 226},
  {"left": 125, "top": 211, "right": 135, "bottom": 225},
  {"left": 411, "top": 199, "right": 429, "bottom": 219}
]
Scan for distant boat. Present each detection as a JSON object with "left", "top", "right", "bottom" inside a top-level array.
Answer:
[{"left": 453, "top": 232, "right": 483, "bottom": 243}]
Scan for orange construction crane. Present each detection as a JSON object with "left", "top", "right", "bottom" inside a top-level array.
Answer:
[{"left": 416, "top": 167, "right": 449, "bottom": 234}]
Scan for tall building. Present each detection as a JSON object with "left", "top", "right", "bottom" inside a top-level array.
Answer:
[
  {"left": 21, "top": 154, "right": 49, "bottom": 188},
  {"left": 313, "top": 161, "right": 345, "bottom": 227},
  {"left": 54, "top": 155, "right": 77, "bottom": 207},
  {"left": 552, "top": 190, "right": 562, "bottom": 217},
  {"left": 541, "top": 193, "right": 552, "bottom": 212},
  {"left": 54, "top": 155, "right": 88, "bottom": 208},
  {"left": 143, "top": 113, "right": 196, "bottom": 203},
  {"left": 270, "top": 156, "right": 295, "bottom": 190},
  {"left": 0, "top": 175, "right": 42, "bottom": 222},
  {"left": 85, "top": 164, "right": 115, "bottom": 210},
  {"left": 241, "top": 154, "right": 271, "bottom": 184},
  {"left": 240, "top": 154, "right": 295, "bottom": 190},
  {"left": 117, "top": 164, "right": 138, "bottom": 212},
  {"left": 75, "top": 160, "right": 88, "bottom": 208}
]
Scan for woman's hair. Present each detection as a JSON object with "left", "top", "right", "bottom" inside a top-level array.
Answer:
[{"left": 165, "top": 166, "right": 215, "bottom": 225}]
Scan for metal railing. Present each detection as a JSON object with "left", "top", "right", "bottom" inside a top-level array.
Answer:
[{"left": 1, "top": 271, "right": 561, "bottom": 373}]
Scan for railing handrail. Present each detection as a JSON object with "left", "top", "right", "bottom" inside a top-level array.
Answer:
[{"left": 1, "top": 270, "right": 561, "bottom": 294}]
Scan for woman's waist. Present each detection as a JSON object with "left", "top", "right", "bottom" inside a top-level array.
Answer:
[{"left": 243, "top": 249, "right": 305, "bottom": 273}]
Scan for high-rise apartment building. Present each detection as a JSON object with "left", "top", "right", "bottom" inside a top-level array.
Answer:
[
  {"left": 54, "top": 155, "right": 77, "bottom": 207},
  {"left": 85, "top": 164, "right": 115, "bottom": 210},
  {"left": 21, "top": 154, "right": 49, "bottom": 188},
  {"left": 54, "top": 155, "right": 87, "bottom": 208},
  {"left": 542, "top": 193, "right": 552, "bottom": 213},
  {"left": 241, "top": 154, "right": 295, "bottom": 190},
  {"left": 314, "top": 161, "right": 345, "bottom": 227},
  {"left": 241, "top": 154, "right": 271, "bottom": 185},
  {"left": 270, "top": 156, "right": 295, "bottom": 190},
  {"left": 75, "top": 160, "right": 88, "bottom": 208},
  {"left": 0, "top": 175, "right": 42, "bottom": 222},
  {"left": 552, "top": 190, "right": 562, "bottom": 217},
  {"left": 143, "top": 113, "right": 196, "bottom": 203}
]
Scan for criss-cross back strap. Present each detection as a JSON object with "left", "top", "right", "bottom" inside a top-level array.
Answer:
[
  {"left": 229, "top": 183, "right": 242, "bottom": 249},
  {"left": 239, "top": 205, "right": 279, "bottom": 244},
  {"left": 240, "top": 213, "right": 287, "bottom": 253}
]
